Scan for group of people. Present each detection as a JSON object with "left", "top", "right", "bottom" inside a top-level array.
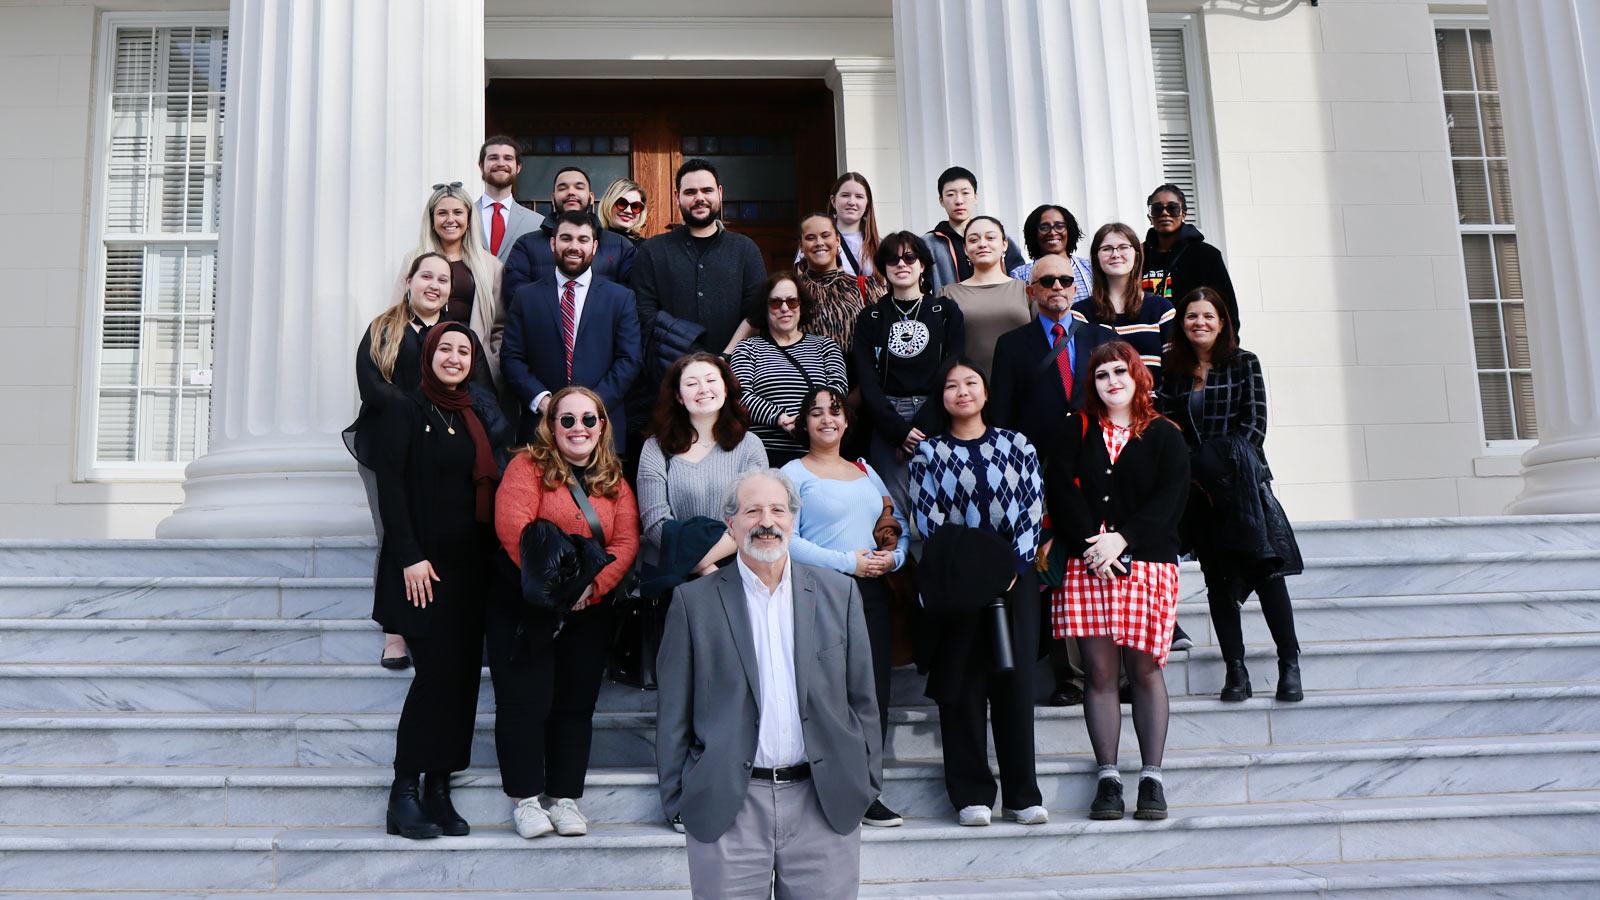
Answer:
[{"left": 345, "top": 135, "right": 1305, "bottom": 898}]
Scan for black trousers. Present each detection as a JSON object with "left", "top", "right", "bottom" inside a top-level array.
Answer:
[
  {"left": 1200, "top": 553, "right": 1301, "bottom": 664},
  {"left": 393, "top": 595, "right": 485, "bottom": 776},
  {"left": 485, "top": 598, "right": 616, "bottom": 799},
  {"left": 936, "top": 665, "right": 1042, "bottom": 811},
  {"left": 853, "top": 576, "right": 893, "bottom": 743}
]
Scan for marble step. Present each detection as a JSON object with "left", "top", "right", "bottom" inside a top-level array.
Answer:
[
  {"left": 2, "top": 682, "right": 1595, "bottom": 769},
  {"left": 0, "top": 539, "right": 375, "bottom": 578},
  {"left": 1, "top": 733, "right": 1595, "bottom": 828},
  {"left": 4, "top": 631, "right": 1594, "bottom": 713},
  {"left": 1, "top": 791, "right": 1598, "bottom": 891},
  {"left": 1290, "top": 513, "right": 1600, "bottom": 557}
]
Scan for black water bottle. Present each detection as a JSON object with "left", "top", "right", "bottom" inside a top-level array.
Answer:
[{"left": 986, "top": 596, "right": 1015, "bottom": 672}]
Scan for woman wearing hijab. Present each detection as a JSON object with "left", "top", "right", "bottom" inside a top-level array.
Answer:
[{"left": 372, "top": 323, "right": 507, "bottom": 840}]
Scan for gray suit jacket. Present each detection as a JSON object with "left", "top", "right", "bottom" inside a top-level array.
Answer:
[
  {"left": 483, "top": 196, "right": 540, "bottom": 263},
  {"left": 655, "top": 561, "right": 882, "bottom": 844}
]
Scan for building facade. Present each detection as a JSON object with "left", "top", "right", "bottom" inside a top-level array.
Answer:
[{"left": 1, "top": 0, "right": 1596, "bottom": 538}]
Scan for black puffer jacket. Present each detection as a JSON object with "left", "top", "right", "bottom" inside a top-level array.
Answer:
[{"left": 1187, "top": 434, "right": 1302, "bottom": 584}]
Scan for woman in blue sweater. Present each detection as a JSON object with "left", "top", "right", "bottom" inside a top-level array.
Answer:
[{"left": 781, "top": 385, "right": 909, "bottom": 828}]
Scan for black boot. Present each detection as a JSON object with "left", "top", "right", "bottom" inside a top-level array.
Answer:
[
  {"left": 1276, "top": 657, "right": 1304, "bottom": 702},
  {"left": 387, "top": 773, "right": 442, "bottom": 839},
  {"left": 1220, "top": 660, "right": 1252, "bottom": 702},
  {"left": 422, "top": 772, "right": 470, "bottom": 836}
]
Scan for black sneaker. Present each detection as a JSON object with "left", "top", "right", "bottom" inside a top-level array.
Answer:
[
  {"left": 670, "top": 814, "right": 684, "bottom": 834},
  {"left": 861, "top": 797, "right": 903, "bottom": 827},
  {"left": 1047, "top": 683, "right": 1084, "bottom": 707},
  {"left": 1089, "top": 777, "right": 1124, "bottom": 820},
  {"left": 1134, "top": 778, "right": 1168, "bottom": 820},
  {"left": 1170, "top": 623, "right": 1194, "bottom": 652}
]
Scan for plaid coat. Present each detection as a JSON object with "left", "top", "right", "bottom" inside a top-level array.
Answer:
[{"left": 1158, "top": 349, "right": 1272, "bottom": 481}]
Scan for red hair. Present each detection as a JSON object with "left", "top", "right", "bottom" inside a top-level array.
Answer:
[{"left": 1083, "top": 341, "right": 1163, "bottom": 438}]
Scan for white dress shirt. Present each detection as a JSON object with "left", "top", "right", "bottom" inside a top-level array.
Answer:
[
  {"left": 479, "top": 192, "right": 513, "bottom": 248},
  {"left": 736, "top": 555, "right": 806, "bottom": 768},
  {"left": 532, "top": 266, "right": 594, "bottom": 412}
]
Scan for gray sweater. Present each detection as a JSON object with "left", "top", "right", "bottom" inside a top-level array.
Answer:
[{"left": 637, "top": 432, "right": 769, "bottom": 553}]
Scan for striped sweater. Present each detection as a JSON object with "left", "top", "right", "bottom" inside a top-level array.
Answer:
[{"left": 1071, "top": 292, "right": 1175, "bottom": 378}]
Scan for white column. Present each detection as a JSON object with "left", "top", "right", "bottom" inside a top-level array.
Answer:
[
  {"left": 159, "top": 0, "right": 485, "bottom": 538},
  {"left": 1488, "top": 0, "right": 1600, "bottom": 514},
  {"left": 891, "top": 0, "right": 1162, "bottom": 235}
]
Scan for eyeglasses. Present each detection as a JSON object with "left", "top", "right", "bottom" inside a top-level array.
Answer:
[
  {"left": 613, "top": 198, "right": 646, "bottom": 214},
  {"left": 1032, "top": 274, "right": 1074, "bottom": 289},
  {"left": 1149, "top": 201, "right": 1183, "bottom": 217},
  {"left": 1098, "top": 243, "right": 1136, "bottom": 257},
  {"left": 1035, "top": 222, "right": 1069, "bottom": 234},
  {"left": 432, "top": 181, "right": 464, "bottom": 191},
  {"left": 889, "top": 252, "right": 920, "bottom": 266},
  {"left": 768, "top": 296, "right": 802, "bottom": 310},
  {"left": 557, "top": 412, "right": 603, "bottom": 429}
]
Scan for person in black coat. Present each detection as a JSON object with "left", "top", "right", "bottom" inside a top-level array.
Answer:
[
  {"left": 1048, "top": 341, "right": 1188, "bottom": 821},
  {"left": 371, "top": 323, "right": 508, "bottom": 840},
  {"left": 1160, "top": 287, "right": 1304, "bottom": 704},
  {"left": 501, "top": 166, "right": 636, "bottom": 300},
  {"left": 499, "top": 210, "right": 642, "bottom": 448},
  {"left": 1142, "top": 183, "right": 1239, "bottom": 331}
]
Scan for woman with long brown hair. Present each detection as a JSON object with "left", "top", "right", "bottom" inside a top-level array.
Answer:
[
  {"left": 398, "top": 182, "right": 504, "bottom": 383},
  {"left": 1048, "top": 340, "right": 1189, "bottom": 822},
  {"left": 490, "top": 385, "right": 640, "bottom": 840},
  {"left": 1076, "top": 222, "right": 1176, "bottom": 382}
]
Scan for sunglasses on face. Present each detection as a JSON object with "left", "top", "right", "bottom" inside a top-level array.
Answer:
[
  {"left": 1035, "top": 222, "right": 1069, "bottom": 234},
  {"left": 768, "top": 296, "right": 801, "bottom": 310},
  {"left": 1032, "top": 274, "right": 1074, "bottom": 289},
  {"left": 890, "top": 252, "right": 920, "bottom": 266},
  {"left": 1149, "top": 201, "right": 1183, "bottom": 217},
  {"left": 557, "top": 412, "right": 603, "bottom": 429},
  {"left": 613, "top": 198, "right": 645, "bottom": 214}
]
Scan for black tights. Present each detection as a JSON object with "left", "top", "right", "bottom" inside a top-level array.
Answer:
[{"left": 1079, "top": 636, "right": 1167, "bottom": 769}]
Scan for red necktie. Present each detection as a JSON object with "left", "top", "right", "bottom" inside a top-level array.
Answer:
[
  {"left": 490, "top": 201, "right": 506, "bottom": 255},
  {"left": 561, "top": 279, "right": 578, "bottom": 381},
  {"left": 1052, "top": 322, "right": 1074, "bottom": 401}
]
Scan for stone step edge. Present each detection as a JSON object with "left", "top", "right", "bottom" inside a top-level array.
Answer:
[{"left": 2, "top": 732, "right": 1596, "bottom": 788}]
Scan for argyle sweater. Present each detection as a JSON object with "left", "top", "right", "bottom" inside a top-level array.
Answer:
[{"left": 909, "top": 427, "right": 1044, "bottom": 571}]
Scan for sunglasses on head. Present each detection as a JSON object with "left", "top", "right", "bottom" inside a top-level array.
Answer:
[
  {"left": 557, "top": 412, "right": 603, "bottom": 429},
  {"left": 768, "top": 296, "right": 801, "bottom": 310},
  {"left": 1032, "top": 274, "right": 1074, "bottom": 289},
  {"left": 613, "top": 198, "right": 645, "bottom": 214},
  {"left": 432, "top": 181, "right": 463, "bottom": 191},
  {"left": 1149, "top": 201, "right": 1183, "bottom": 217}
]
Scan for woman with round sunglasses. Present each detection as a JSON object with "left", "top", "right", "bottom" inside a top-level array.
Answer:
[
  {"left": 399, "top": 182, "right": 504, "bottom": 384},
  {"left": 852, "top": 231, "right": 965, "bottom": 531},
  {"left": 1142, "top": 183, "right": 1239, "bottom": 331},
  {"left": 372, "top": 323, "right": 506, "bottom": 840},
  {"left": 730, "top": 272, "right": 847, "bottom": 466},
  {"left": 939, "top": 215, "right": 1030, "bottom": 376},
  {"left": 490, "top": 386, "right": 640, "bottom": 840},
  {"left": 1077, "top": 223, "right": 1175, "bottom": 384},
  {"left": 598, "top": 178, "right": 648, "bottom": 246},
  {"left": 780, "top": 385, "right": 908, "bottom": 828},
  {"left": 1011, "top": 203, "right": 1093, "bottom": 307},
  {"left": 796, "top": 211, "right": 884, "bottom": 354}
]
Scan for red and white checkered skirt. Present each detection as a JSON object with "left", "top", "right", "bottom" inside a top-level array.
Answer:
[{"left": 1051, "top": 557, "right": 1182, "bottom": 667}]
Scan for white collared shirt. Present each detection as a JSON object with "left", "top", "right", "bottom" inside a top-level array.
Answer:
[
  {"left": 532, "top": 266, "right": 595, "bottom": 412},
  {"left": 479, "top": 192, "right": 512, "bottom": 247},
  {"left": 736, "top": 555, "right": 806, "bottom": 768}
]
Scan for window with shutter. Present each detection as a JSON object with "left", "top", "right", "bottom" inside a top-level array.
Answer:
[
  {"left": 1435, "top": 23, "right": 1535, "bottom": 443},
  {"left": 86, "top": 21, "right": 227, "bottom": 472},
  {"left": 1149, "top": 26, "right": 1203, "bottom": 232}
]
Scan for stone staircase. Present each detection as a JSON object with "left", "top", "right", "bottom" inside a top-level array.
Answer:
[{"left": 0, "top": 516, "right": 1598, "bottom": 897}]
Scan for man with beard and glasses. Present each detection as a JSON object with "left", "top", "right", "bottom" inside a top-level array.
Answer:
[
  {"left": 632, "top": 158, "right": 768, "bottom": 381},
  {"left": 477, "top": 136, "right": 540, "bottom": 263},
  {"left": 503, "top": 165, "right": 638, "bottom": 301},
  {"left": 501, "top": 210, "right": 641, "bottom": 448},
  {"left": 657, "top": 469, "right": 881, "bottom": 899}
]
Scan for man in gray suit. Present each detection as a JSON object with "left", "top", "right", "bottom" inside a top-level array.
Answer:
[
  {"left": 476, "top": 136, "right": 540, "bottom": 263},
  {"left": 656, "top": 469, "right": 882, "bottom": 899}
]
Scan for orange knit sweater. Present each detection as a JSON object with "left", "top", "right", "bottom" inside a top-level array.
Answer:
[{"left": 494, "top": 454, "right": 640, "bottom": 598}]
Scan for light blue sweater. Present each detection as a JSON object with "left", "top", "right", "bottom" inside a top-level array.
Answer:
[{"left": 780, "top": 458, "right": 910, "bottom": 575}]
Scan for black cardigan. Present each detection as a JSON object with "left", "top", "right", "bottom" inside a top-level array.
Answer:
[{"left": 1046, "top": 413, "right": 1189, "bottom": 564}]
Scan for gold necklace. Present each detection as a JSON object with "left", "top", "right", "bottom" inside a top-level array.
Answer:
[{"left": 429, "top": 404, "right": 457, "bottom": 435}]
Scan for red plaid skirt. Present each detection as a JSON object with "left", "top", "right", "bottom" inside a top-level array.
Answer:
[{"left": 1051, "top": 557, "right": 1181, "bottom": 667}]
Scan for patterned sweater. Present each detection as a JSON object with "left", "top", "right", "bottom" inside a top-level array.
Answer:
[{"left": 909, "top": 427, "right": 1044, "bottom": 571}]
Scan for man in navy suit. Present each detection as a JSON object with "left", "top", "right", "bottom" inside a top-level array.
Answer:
[
  {"left": 502, "top": 166, "right": 636, "bottom": 302},
  {"left": 501, "top": 210, "right": 642, "bottom": 448}
]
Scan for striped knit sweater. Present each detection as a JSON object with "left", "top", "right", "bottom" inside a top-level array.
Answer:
[
  {"left": 1072, "top": 291, "right": 1175, "bottom": 378},
  {"left": 730, "top": 333, "right": 847, "bottom": 460}
]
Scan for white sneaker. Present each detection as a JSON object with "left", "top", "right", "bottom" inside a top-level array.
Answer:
[
  {"left": 513, "top": 797, "right": 553, "bottom": 838},
  {"left": 1005, "top": 805, "right": 1049, "bottom": 825},
  {"left": 546, "top": 797, "right": 589, "bottom": 836},
  {"left": 957, "top": 805, "right": 991, "bottom": 827}
]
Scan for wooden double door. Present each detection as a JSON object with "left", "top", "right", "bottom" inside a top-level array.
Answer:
[{"left": 486, "top": 79, "right": 839, "bottom": 273}]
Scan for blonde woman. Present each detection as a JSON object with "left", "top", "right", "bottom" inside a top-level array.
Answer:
[
  {"left": 597, "top": 178, "right": 648, "bottom": 246},
  {"left": 398, "top": 182, "right": 505, "bottom": 384}
]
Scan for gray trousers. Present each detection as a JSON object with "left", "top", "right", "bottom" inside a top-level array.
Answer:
[
  {"left": 685, "top": 777, "right": 861, "bottom": 900},
  {"left": 867, "top": 395, "right": 924, "bottom": 540}
]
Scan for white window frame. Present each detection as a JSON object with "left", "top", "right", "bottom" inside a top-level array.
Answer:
[
  {"left": 1433, "top": 13, "right": 1535, "bottom": 453},
  {"left": 1149, "top": 12, "right": 1225, "bottom": 253},
  {"left": 76, "top": 11, "right": 229, "bottom": 481}
]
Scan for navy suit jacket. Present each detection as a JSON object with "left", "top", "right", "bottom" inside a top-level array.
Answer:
[
  {"left": 500, "top": 272, "right": 642, "bottom": 448},
  {"left": 501, "top": 216, "right": 637, "bottom": 303},
  {"left": 987, "top": 314, "right": 1111, "bottom": 461}
]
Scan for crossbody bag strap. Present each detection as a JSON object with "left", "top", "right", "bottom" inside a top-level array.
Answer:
[
  {"left": 769, "top": 337, "right": 817, "bottom": 389},
  {"left": 1033, "top": 318, "right": 1078, "bottom": 380},
  {"left": 567, "top": 479, "right": 606, "bottom": 546}
]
